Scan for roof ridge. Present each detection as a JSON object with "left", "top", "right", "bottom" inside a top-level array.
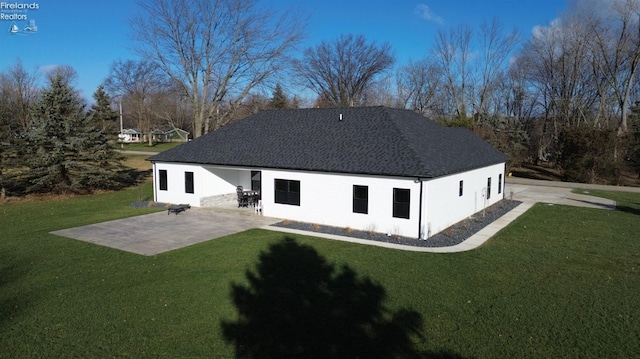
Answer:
[{"left": 383, "top": 108, "right": 432, "bottom": 177}]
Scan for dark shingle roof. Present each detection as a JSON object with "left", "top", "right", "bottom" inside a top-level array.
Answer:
[{"left": 148, "top": 107, "right": 508, "bottom": 178}]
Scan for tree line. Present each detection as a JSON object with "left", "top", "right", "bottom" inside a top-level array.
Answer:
[{"left": 2, "top": 0, "right": 640, "bottom": 197}]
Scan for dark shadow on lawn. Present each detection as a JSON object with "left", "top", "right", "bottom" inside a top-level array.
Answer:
[
  {"left": 0, "top": 255, "right": 30, "bottom": 330},
  {"left": 221, "top": 237, "right": 466, "bottom": 359},
  {"left": 615, "top": 204, "right": 640, "bottom": 216}
]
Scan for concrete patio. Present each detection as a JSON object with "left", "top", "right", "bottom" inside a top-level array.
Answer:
[{"left": 52, "top": 207, "right": 279, "bottom": 256}]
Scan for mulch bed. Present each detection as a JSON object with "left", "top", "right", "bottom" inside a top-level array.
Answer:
[{"left": 271, "top": 199, "right": 522, "bottom": 247}]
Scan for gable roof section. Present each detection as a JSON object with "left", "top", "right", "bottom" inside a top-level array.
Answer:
[{"left": 148, "top": 107, "right": 508, "bottom": 178}]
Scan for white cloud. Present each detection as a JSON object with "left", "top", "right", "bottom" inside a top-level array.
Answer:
[{"left": 414, "top": 4, "right": 443, "bottom": 24}]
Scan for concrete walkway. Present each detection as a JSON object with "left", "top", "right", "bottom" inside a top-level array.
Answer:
[{"left": 265, "top": 178, "right": 633, "bottom": 253}]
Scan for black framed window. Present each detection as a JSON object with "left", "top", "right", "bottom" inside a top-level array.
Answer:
[
  {"left": 487, "top": 177, "right": 492, "bottom": 199},
  {"left": 185, "top": 171, "right": 194, "bottom": 194},
  {"left": 159, "top": 170, "right": 168, "bottom": 191},
  {"left": 353, "top": 185, "right": 368, "bottom": 214},
  {"left": 459, "top": 180, "right": 463, "bottom": 197},
  {"left": 274, "top": 179, "right": 300, "bottom": 206},
  {"left": 498, "top": 174, "right": 502, "bottom": 194},
  {"left": 393, "top": 188, "right": 410, "bottom": 219}
]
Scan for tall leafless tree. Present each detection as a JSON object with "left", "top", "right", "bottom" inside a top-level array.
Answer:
[
  {"left": 104, "top": 59, "right": 168, "bottom": 145},
  {"left": 581, "top": 0, "right": 640, "bottom": 134},
  {"left": 396, "top": 58, "right": 443, "bottom": 116},
  {"left": 433, "top": 25, "right": 473, "bottom": 117},
  {"left": 0, "top": 59, "right": 40, "bottom": 131},
  {"left": 294, "top": 34, "right": 395, "bottom": 107},
  {"left": 474, "top": 19, "right": 520, "bottom": 116},
  {"left": 131, "top": 0, "right": 305, "bottom": 137}
]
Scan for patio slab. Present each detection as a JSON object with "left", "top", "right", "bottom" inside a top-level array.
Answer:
[{"left": 52, "top": 208, "right": 279, "bottom": 256}]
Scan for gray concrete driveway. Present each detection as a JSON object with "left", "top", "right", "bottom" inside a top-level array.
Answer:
[
  {"left": 52, "top": 208, "right": 279, "bottom": 256},
  {"left": 507, "top": 184, "right": 616, "bottom": 209},
  {"left": 505, "top": 177, "right": 637, "bottom": 209}
]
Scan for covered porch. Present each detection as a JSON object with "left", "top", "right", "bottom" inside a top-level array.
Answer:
[{"left": 199, "top": 166, "right": 262, "bottom": 209}]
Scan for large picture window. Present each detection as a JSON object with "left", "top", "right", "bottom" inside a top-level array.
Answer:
[
  {"left": 353, "top": 185, "right": 368, "bottom": 214},
  {"left": 393, "top": 188, "right": 410, "bottom": 219},
  {"left": 185, "top": 171, "right": 194, "bottom": 194},
  {"left": 274, "top": 179, "right": 300, "bottom": 206},
  {"left": 159, "top": 170, "right": 168, "bottom": 191}
]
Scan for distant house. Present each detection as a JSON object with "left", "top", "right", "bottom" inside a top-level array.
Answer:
[
  {"left": 154, "top": 128, "right": 190, "bottom": 143},
  {"left": 119, "top": 128, "right": 190, "bottom": 143},
  {"left": 148, "top": 107, "right": 508, "bottom": 239},
  {"left": 118, "top": 128, "right": 143, "bottom": 143}
]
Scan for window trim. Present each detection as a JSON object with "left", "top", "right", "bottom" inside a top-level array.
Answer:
[
  {"left": 392, "top": 188, "right": 410, "bottom": 219},
  {"left": 185, "top": 171, "right": 194, "bottom": 194},
  {"left": 159, "top": 169, "right": 168, "bottom": 191},
  {"left": 353, "top": 185, "right": 368, "bottom": 214},
  {"left": 274, "top": 179, "right": 300, "bottom": 206}
]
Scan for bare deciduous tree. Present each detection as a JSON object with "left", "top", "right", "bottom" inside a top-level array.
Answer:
[
  {"left": 396, "top": 58, "right": 443, "bottom": 116},
  {"left": 132, "top": 0, "right": 305, "bottom": 137},
  {"left": 0, "top": 59, "right": 40, "bottom": 131},
  {"left": 582, "top": 0, "right": 640, "bottom": 134},
  {"left": 104, "top": 59, "right": 168, "bottom": 145},
  {"left": 294, "top": 34, "right": 395, "bottom": 107},
  {"left": 475, "top": 19, "right": 520, "bottom": 116},
  {"left": 433, "top": 25, "right": 473, "bottom": 117}
]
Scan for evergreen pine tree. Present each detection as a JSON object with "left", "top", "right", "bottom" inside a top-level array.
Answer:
[
  {"left": 26, "top": 75, "right": 130, "bottom": 194},
  {"left": 268, "top": 83, "right": 288, "bottom": 109},
  {"left": 88, "top": 85, "right": 119, "bottom": 137}
]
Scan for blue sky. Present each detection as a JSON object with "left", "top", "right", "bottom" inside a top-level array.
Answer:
[{"left": 0, "top": 0, "right": 568, "bottom": 101}]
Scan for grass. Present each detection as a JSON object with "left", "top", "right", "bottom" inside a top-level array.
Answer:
[
  {"left": 1, "top": 187, "right": 639, "bottom": 358},
  {"left": 117, "top": 142, "right": 183, "bottom": 153}
]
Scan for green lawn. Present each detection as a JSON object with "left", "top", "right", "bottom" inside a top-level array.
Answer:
[
  {"left": 117, "top": 142, "right": 184, "bottom": 152},
  {"left": 1, "top": 186, "right": 639, "bottom": 358}
]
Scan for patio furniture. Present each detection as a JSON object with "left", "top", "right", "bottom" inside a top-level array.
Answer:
[
  {"left": 168, "top": 204, "right": 191, "bottom": 215},
  {"left": 236, "top": 186, "right": 249, "bottom": 207}
]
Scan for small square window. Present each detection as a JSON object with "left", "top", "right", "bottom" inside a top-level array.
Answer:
[{"left": 274, "top": 179, "right": 300, "bottom": 206}]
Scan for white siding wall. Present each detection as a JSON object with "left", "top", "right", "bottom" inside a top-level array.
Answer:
[
  {"left": 152, "top": 162, "right": 505, "bottom": 239},
  {"left": 422, "top": 163, "right": 505, "bottom": 236},
  {"left": 260, "top": 169, "right": 422, "bottom": 238}
]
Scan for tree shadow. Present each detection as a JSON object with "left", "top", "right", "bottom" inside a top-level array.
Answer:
[
  {"left": 0, "top": 255, "right": 31, "bottom": 330},
  {"left": 221, "top": 237, "right": 465, "bottom": 359},
  {"left": 615, "top": 204, "right": 640, "bottom": 216}
]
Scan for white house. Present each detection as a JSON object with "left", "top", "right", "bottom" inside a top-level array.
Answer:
[{"left": 148, "top": 107, "right": 508, "bottom": 239}]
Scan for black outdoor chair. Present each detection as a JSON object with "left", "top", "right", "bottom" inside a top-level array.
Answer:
[{"left": 236, "top": 186, "right": 249, "bottom": 207}]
